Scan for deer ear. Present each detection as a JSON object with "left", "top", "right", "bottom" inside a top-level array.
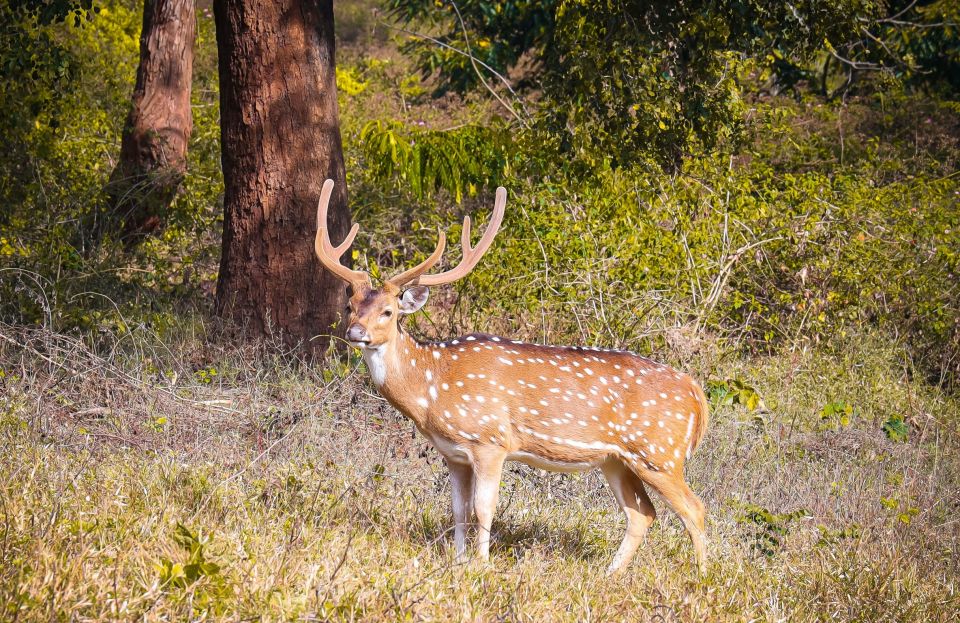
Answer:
[{"left": 398, "top": 286, "right": 429, "bottom": 314}]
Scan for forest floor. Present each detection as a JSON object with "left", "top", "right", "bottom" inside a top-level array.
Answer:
[{"left": 1, "top": 320, "right": 958, "bottom": 621}]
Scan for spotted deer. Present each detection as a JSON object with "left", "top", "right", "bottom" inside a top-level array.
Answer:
[{"left": 314, "top": 179, "right": 709, "bottom": 573}]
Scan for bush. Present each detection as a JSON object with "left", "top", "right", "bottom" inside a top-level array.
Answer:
[
  {"left": 1, "top": 0, "right": 957, "bottom": 388},
  {"left": 366, "top": 101, "right": 958, "bottom": 384},
  {"left": 0, "top": 0, "right": 223, "bottom": 332}
]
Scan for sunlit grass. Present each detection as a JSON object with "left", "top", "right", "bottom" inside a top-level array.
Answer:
[{"left": 1, "top": 321, "right": 957, "bottom": 621}]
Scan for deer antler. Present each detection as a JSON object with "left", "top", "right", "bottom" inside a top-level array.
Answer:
[
  {"left": 410, "top": 186, "right": 507, "bottom": 287},
  {"left": 315, "top": 179, "right": 370, "bottom": 287},
  {"left": 386, "top": 231, "right": 447, "bottom": 288}
]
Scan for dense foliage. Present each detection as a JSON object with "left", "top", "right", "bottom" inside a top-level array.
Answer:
[
  {"left": 0, "top": 0, "right": 957, "bottom": 384},
  {"left": 0, "top": 0, "right": 221, "bottom": 330},
  {"left": 817, "top": 0, "right": 960, "bottom": 95},
  {"left": 387, "top": 0, "right": 960, "bottom": 168}
]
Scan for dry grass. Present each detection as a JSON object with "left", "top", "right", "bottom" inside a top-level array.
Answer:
[{"left": 1, "top": 319, "right": 958, "bottom": 621}]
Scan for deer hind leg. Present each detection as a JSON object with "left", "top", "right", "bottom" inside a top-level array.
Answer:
[
  {"left": 640, "top": 468, "right": 708, "bottom": 574},
  {"left": 447, "top": 459, "right": 475, "bottom": 561},
  {"left": 601, "top": 458, "right": 657, "bottom": 574},
  {"left": 471, "top": 447, "right": 506, "bottom": 561}
]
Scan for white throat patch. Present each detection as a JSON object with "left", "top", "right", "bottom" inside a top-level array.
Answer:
[{"left": 363, "top": 345, "right": 388, "bottom": 386}]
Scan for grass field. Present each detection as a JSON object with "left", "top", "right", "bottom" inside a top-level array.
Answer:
[{"left": 2, "top": 320, "right": 957, "bottom": 621}]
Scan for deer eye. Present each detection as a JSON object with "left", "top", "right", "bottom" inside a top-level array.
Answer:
[{"left": 381, "top": 309, "right": 393, "bottom": 318}]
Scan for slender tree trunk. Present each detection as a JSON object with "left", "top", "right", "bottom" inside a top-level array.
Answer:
[
  {"left": 213, "top": 0, "right": 350, "bottom": 355},
  {"left": 107, "top": 0, "right": 195, "bottom": 242}
]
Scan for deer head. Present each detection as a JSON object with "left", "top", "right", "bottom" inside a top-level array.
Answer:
[{"left": 314, "top": 179, "right": 506, "bottom": 350}]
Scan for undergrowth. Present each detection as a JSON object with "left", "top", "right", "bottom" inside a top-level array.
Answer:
[{"left": 1, "top": 318, "right": 957, "bottom": 621}]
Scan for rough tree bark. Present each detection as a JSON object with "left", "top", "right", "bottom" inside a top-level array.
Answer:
[
  {"left": 107, "top": 0, "right": 195, "bottom": 242},
  {"left": 213, "top": 0, "right": 350, "bottom": 355}
]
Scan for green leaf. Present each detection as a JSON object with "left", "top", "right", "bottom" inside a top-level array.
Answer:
[{"left": 882, "top": 414, "right": 909, "bottom": 442}]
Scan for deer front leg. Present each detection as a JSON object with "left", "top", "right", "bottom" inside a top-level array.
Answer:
[
  {"left": 447, "top": 459, "right": 474, "bottom": 561},
  {"left": 471, "top": 448, "right": 506, "bottom": 561}
]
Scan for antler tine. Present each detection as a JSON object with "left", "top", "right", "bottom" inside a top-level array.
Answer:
[
  {"left": 315, "top": 179, "right": 370, "bottom": 286},
  {"left": 386, "top": 230, "right": 447, "bottom": 289},
  {"left": 415, "top": 186, "right": 506, "bottom": 287}
]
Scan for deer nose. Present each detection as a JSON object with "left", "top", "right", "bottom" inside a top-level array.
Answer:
[{"left": 346, "top": 323, "right": 369, "bottom": 343}]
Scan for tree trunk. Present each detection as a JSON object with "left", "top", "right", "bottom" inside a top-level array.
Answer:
[
  {"left": 213, "top": 0, "right": 350, "bottom": 356},
  {"left": 107, "top": 0, "right": 195, "bottom": 242}
]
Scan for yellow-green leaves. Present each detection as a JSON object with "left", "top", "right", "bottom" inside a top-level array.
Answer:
[
  {"left": 359, "top": 120, "right": 512, "bottom": 203},
  {"left": 820, "top": 401, "right": 855, "bottom": 430},
  {"left": 708, "top": 378, "right": 764, "bottom": 411}
]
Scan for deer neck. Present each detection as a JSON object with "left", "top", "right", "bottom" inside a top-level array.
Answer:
[{"left": 361, "top": 328, "right": 437, "bottom": 425}]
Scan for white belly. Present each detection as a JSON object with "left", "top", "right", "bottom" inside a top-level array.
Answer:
[
  {"left": 506, "top": 451, "right": 601, "bottom": 473},
  {"left": 427, "top": 437, "right": 604, "bottom": 473}
]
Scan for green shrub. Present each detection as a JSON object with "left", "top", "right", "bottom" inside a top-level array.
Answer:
[
  {"left": 0, "top": 0, "right": 222, "bottom": 333},
  {"left": 373, "top": 99, "right": 959, "bottom": 384},
  {"left": 1, "top": 0, "right": 957, "bottom": 391}
]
